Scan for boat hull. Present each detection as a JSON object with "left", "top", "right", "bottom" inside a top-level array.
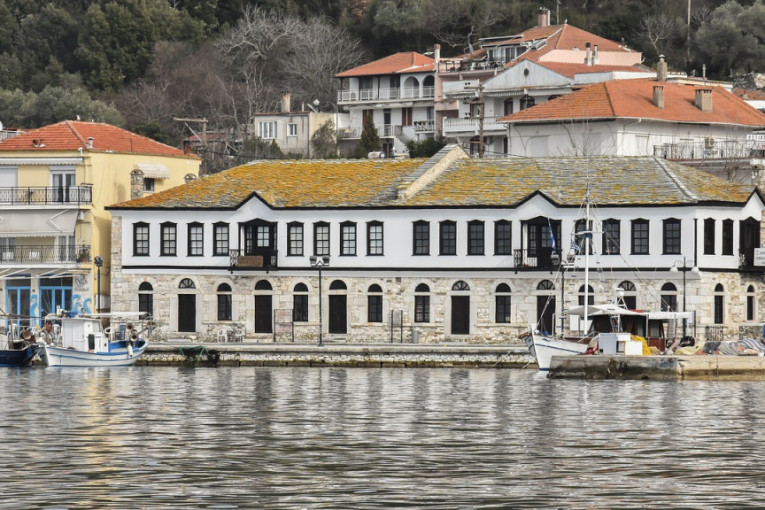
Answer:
[
  {"left": 0, "top": 344, "right": 40, "bottom": 367},
  {"left": 529, "top": 334, "right": 589, "bottom": 371},
  {"left": 40, "top": 342, "right": 147, "bottom": 367}
]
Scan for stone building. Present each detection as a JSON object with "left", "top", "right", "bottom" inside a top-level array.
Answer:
[{"left": 107, "top": 145, "right": 765, "bottom": 344}]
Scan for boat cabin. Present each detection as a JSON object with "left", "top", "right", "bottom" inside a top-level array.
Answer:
[{"left": 58, "top": 316, "right": 108, "bottom": 352}]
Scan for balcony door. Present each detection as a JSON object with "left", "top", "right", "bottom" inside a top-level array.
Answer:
[
  {"left": 56, "top": 235, "right": 75, "bottom": 263},
  {"left": 51, "top": 170, "right": 75, "bottom": 203}
]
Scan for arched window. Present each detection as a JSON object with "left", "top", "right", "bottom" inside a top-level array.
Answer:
[
  {"left": 537, "top": 280, "right": 555, "bottom": 291},
  {"left": 293, "top": 283, "right": 308, "bottom": 322},
  {"left": 617, "top": 280, "right": 637, "bottom": 309},
  {"left": 217, "top": 283, "right": 232, "bottom": 321},
  {"left": 414, "top": 284, "right": 430, "bottom": 323},
  {"left": 254, "top": 280, "right": 273, "bottom": 333},
  {"left": 661, "top": 283, "right": 677, "bottom": 312},
  {"left": 368, "top": 284, "right": 383, "bottom": 323},
  {"left": 179, "top": 278, "right": 196, "bottom": 289},
  {"left": 255, "top": 280, "right": 272, "bottom": 291},
  {"left": 495, "top": 283, "right": 512, "bottom": 323},
  {"left": 520, "top": 95, "right": 535, "bottom": 110},
  {"left": 330, "top": 280, "right": 347, "bottom": 290},
  {"left": 714, "top": 284, "right": 724, "bottom": 324},
  {"left": 578, "top": 285, "right": 595, "bottom": 306},
  {"left": 138, "top": 282, "right": 153, "bottom": 318},
  {"left": 747, "top": 285, "right": 756, "bottom": 322},
  {"left": 452, "top": 280, "right": 470, "bottom": 291}
]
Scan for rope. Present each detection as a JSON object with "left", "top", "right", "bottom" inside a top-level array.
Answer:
[{"left": 178, "top": 345, "right": 206, "bottom": 361}]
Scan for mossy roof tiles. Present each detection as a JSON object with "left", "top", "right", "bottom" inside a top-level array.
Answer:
[{"left": 110, "top": 150, "right": 755, "bottom": 211}]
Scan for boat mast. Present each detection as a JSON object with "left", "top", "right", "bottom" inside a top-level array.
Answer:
[{"left": 584, "top": 182, "right": 590, "bottom": 336}]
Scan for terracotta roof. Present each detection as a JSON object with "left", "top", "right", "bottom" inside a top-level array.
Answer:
[
  {"left": 336, "top": 52, "right": 434, "bottom": 78},
  {"left": 0, "top": 120, "right": 195, "bottom": 158},
  {"left": 499, "top": 79, "right": 765, "bottom": 127},
  {"left": 481, "top": 25, "right": 562, "bottom": 47},
  {"left": 535, "top": 61, "right": 652, "bottom": 79},
  {"left": 734, "top": 88, "right": 765, "bottom": 101},
  {"left": 109, "top": 147, "right": 754, "bottom": 210}
]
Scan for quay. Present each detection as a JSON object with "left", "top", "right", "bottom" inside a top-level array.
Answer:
[
  {"left": 139, "top": 341, "right": 534, "bottom": 368},
  {"left": 548, "top": 354, "right": 765, "bottom": 380}
]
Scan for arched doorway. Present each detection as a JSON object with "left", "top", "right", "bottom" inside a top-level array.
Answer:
[
  {"left": 536, "top": 280, "right": 556, "bottom": 335},
  {"left": 178, "top": 278, "right": 197, "bottom": 332},
  {"left": 451, "top": 280, "right": 470, "bottom": 335},
  {"left": 328, "top": 280, "right": 347, "bottom": 334},
  {"left": 254, "top": 280, "right": 273, "bottom": 333}
]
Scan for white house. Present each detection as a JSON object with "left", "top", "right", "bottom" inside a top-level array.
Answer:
[{"left": 107, "top": 146, "right": 765, "bottom": 344}]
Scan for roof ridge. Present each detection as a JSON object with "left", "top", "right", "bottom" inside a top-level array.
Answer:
[
  {"left": 601, "top": 82, "right": 617, "bottom": 117},
  {"left": 63, "top": 121, "right": 88, "bottom": 148},
  {"left": 654, "top": 157, "right": 698, "bottom": 202}
]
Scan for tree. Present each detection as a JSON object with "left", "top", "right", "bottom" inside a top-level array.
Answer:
[
  {"left": 311, "top": 120, "right": 338, "bottom": 158},
  {"left": 354, "top": 116, "right": 381, "bottom": 158},
  {"left": 0, "top": 86, "right": 122, "bottom": 128},
  {"left": 406, "top": 137, "right": 445, "bottom": 158}
]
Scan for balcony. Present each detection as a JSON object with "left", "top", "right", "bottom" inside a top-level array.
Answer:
[
  {"left": 442, "top": 116, "right": 506, "bottom": 136},
  {"left": 437, "top": 60, "right": 505, "bottom": 75},
  {"left": 0, "top": 244, "right": 91, "bottom": 264},
  {"left": 653, "top": 141, "right": 752, "bottom": 162},
  {"left": 337, "top": 87, "right": 435, "bottom": 104},
  {"left": 229, "top": 249, "right": 278, "bottom": 270},
  {"left": 414, "top": 120, "right": 435, "bottom": 133},
  {"left": 513, "top": 248, "right": 561, "bottom": 270},
  {"left": 0, "top": 186, "right": 92, "bottom": 205},
  {"left": 337, "top": 124, "right": 403, "bottom": 139}
]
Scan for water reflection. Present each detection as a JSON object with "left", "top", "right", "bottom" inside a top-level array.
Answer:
[{"left": 0, "top": 367, "right": 763, "bottom": 509}]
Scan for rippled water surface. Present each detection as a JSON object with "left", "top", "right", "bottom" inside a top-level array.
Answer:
[{"left": 1, "top": 366, "right": 764, "bottom": 509}]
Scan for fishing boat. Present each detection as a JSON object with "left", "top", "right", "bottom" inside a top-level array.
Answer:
[
  {"left": 0, "top": 328, "right": 41, "bottom": 367},
  {"left": 39, "top": 312, "right": 148, "bottom": 367}
]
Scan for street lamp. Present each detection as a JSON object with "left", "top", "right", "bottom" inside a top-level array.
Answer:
[
  {"left": 309, "top": 255, "right": 330, "bottom": 346},
  {"left": 94, "top": 255, "right": 103, "bottom": 314},
  {"left": 670, "top": 256, "right": 700, "bottom": 339}
]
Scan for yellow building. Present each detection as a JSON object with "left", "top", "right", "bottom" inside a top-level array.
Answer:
[{"left": 0, "top": 120, "right": 199, "bottom": 330}]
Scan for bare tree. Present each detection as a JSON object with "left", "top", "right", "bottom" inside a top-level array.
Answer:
[{"left": 638, "top": 14, "right": 680, "bottom": 56}]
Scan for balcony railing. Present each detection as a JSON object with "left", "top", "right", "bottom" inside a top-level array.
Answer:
[
  {"left": 442, "top": 116, "right": 505, "bottom": 134},
  {"left": 337, "top": 124, "right": 403, "bottom": 139},
  {"left": 414, "top": 120, "right": 435, "bottom": 132},
  {"left": 0, "top": 244, "right": 91, "bottom": 264},
  {"left": 337, "top": 87, "right": 435, "bottom": 103},
  {"left": 437, "top": 60, "right": 505, "bottom": 74},
  {"left": 513, "top": 248, "right": 561, "bottom": 270},
  {"left": 229, "top": 249, "right": 278, "bottom": 269},
  {"left": 0, "top": 186, "right": 93, "bottom": 205},
  {"left": 653, "top": 141, "right": 752, "bottom": 161}
]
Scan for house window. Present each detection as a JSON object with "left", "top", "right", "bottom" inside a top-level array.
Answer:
[
  {"left": 258, "top": 121, "right": 277, "bottom": 139},
  {"left": 217, "top": 283, "right": 232, "bottom": 321},
  {"left": 578, "top": 285, "right": 595, "bottom": 306},
  {"left": 413, "top": 221, "right": 430, "bottom": 255},
  {"left": 660, "top": 282, "right": 678, "bottom": 312},
  {"left": 188, "top": 222, "right": 203, "bottom": 256},
  {"left": 314, "top": 222, "right": 329, "bottom": 256},
  {"left": 503, "top": 99, "right": 514, "bottom": 116},
  {"left": 468, "top": 220, "right": 484, "bottom": 255},
  {"left": 340, "top": 222, "right": 356, "bottom": 256},
  {"left": 631, "top": 219, "right": 649, "bottom": 255},
  {"left": 704, "top": 218, "right": 715, "bottom": 255},
  {"left": 367, "top": 284, "right": 383, "bottom": 322},
  {"left": 617, "top": 280, "right": 637, "bottom": 309},
  {"left": 160, "top": 222, "right": 177, "bottom": 256},
  {"left": 367, "top": 221, "right": 383, "bottom": 256},
  {"left": 663, "top": 218, "right": 681, "bottom": 255},
  {"left": 714, "top": 283, "right": 724, "bottom": 324},
  {"left": 722, "top": 219, "right": 733, "bottom": 255},
  {"left": 439, "top": 220, "right": 456, "bottom": 255},
  {"left": 293, "top": 283, "right": 308, "bottom": 322},
  {"left": 402, "top": 107, "right": 413, "bottom": 127},
  {"left": 214, "top": 223, "right": 229, "bottom": 256},
  {"left": 414, "top": 283, "right": 430, "bottom": 323},
  {"left": 602, "top": 219, "right": 620, "bottom": 255},
  {"left": 494, "top": 220, "right": 511, "bottom": 255},
  {"left": 495, "top": 283, "right": 511, "bottom": 323},
  {"left": 133, "top": 222, "right": 149, "bottom": 256},
  {"left": 574, "top": 219, "right": 593, "bottom": 254},
  {"left": 143, "top": 178, "right": 155, "bottom": 192},
  {"left": 747, "top": 285, "right": 755, "bottom": 321},
  {"left": 520, "top": 95, "right": 535, "bottom": 110},
  {"left": 288, "top": 222, "right": 303, "bottom": 256},
  {"left": 288, "top": 123, "right": 298, "bottom": 136},
  {"left": 138, "top": 282, "right": 153, "bottom": 318}
]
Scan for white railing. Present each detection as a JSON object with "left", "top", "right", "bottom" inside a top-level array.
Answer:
[
  {"left": 442, "top": 116, "right": 505, "bottom": 134},
  {"left": 337, "top": 125, "right": 403, "bottom": 139},
  {"left": 337, "top": 87, "right": 435, "bottom": 103},
  {"left": 414, "top": 120, "right": 435, "bottom": 132}
]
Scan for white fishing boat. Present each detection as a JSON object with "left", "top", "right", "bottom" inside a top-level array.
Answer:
[{"left": 39, "top": 312, "right": 148, "bottom": 367}]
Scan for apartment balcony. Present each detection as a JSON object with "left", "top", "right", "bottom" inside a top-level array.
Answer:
[
  {"left": 337, "top": 87, "right": 435, "bottom": 105},
  {"left": 513, "top": 248, "right": 561, "bottom": 270},
  {"left": 414, "top": 120, "right": 435, "bottom": 133},
  {"left": 0, "top": 244, "right": 91, "bottom": 264},
  {"left": 337, "top": 124, "right": 403, "bottom": 139},
  {"left": 229, "top": 249, "right": 278, "bottom": 270},
  {"left": 442, "top": 116, "right": 506, "bottom": 136},
  {"left": 0, "top": 185, "right": 93, "bottom": 205},
  {"left": 653, "top": 141, "right": 752, "bottom": 162},
  {"left": 437, "top": 60, "right": 505, "bottom": 75}
]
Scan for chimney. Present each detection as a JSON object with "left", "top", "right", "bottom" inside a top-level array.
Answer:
[
  {"left": 584, "top": 43, "right": 592, "bottom": 66},
  {"left": 434, "top": 43, "right": 441, "bottom": 63},
  {"left": 281, "top": 93, "right": 291, "bottom": 113},
  {"left": 537, "top": 7, "right": 550, "bottom": 27},
  {"left": 87, "top": 137, "right": 93, "bottom": 149},
  {"left": 695, "top": 88, "right": 713, "bottom": 112},
  {"left": 653, "top": 85, "right": 665, "bottom": 108},
  {"left": 130, "top": 169, "right": 144, "bottom": 200},
  {"left": 593, "top": 44, "right": 599, "bottom": 65},
  {"left": 657, "top": 55, "right": 667, "bottom": 82}
]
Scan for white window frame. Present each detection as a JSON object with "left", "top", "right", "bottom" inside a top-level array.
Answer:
[
  {"left": 288, "top": 123, "right": 298, "bottom": 137},
  {"left": 259, "top": 121, "right": 278, "bottom": 140}
]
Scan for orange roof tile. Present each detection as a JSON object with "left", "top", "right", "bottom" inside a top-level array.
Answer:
[
  {"left": 0, "top": 120, "right": 196, "bottom": 158},
  {"left": 499, "top": 79, "right": 765, "bottom": 127},
  {"left": 336, "top": 52, "right": 435, "bottom": 78}
]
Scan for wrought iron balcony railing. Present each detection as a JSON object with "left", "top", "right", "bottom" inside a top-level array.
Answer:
[
  {"left": 513, "top": 248, "right": 562, "bottom": 270},
  {"left": 0, "top": 186, "right": 93, "bottom": 205},
  {"left": 0, "top": 244, "right": 91, "bottom": 264},
  {"left": 229, "top": 249, "right": 278, "bottom": 269}
]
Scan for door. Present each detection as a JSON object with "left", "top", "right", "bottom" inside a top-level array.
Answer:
[
  {"left": 451, "top": 296, "right": 470, "bottom": 335},
  {"left": 254, "top": 295, "right": 273, "bottom": 333},
  {"left": 6, "top": 286, "right": 31, "bottom": 330},
  {"left": 329, "top": 295, "right": 347, "bottom": 334},
  {"left": 178, "top": 294, "right": 196, "bottom": 332},
  {"left": 740, "top": 218, "right": 760, "bottom": 266},
  {"left": 537, "top": 295, "right": 556, "bottom": 335},
  {"left": 51, "top": 171, "right": 75, "bottom": 203}
]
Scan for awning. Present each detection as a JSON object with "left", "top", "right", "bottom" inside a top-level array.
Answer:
[
  {"left": 563, "top": 304, "right": 646, "bottom": 317},
  {"left": 0, "top": 209, "right": 78, "bottom": 237},
  {"left": 134, "top": 163, "right": 170, "bottom": 179}
]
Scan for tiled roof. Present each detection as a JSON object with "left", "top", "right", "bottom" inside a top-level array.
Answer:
[
  {"left": 0, "top": 120, "right": 195, "bottom": 158},
  {"left": 734, "top": 88, "right": 765, "bottom": 100},
  {"left": 536, "top": 61, "right": 652, "bottom": 78},
  {"left": 335, "top": 52, "right": 435, "bottom": 78},
  {"left": 481, "top": 25, "right": 561, "bottom": 47},
  {"left": 499, "top": 79, "right": 765, "bottom": 126},
  {"left": 109, "top": 148, "right": 754, "bottom": 210}
]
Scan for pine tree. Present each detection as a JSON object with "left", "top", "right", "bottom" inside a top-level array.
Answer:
[{"left": 354, "top": 115, "right": 381, "bottom": 158}]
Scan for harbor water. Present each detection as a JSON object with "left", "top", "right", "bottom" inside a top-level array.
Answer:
[{"left": 1, "top": 366, "right": 764, "bottom": 509}]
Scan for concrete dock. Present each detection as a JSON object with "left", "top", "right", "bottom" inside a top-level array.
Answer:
[
  {"left": 548, "top": 354, "right": 765, "bottom": 380},
  {"left": 140, "top": 341, "right": 534, "bottom": 368}
]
